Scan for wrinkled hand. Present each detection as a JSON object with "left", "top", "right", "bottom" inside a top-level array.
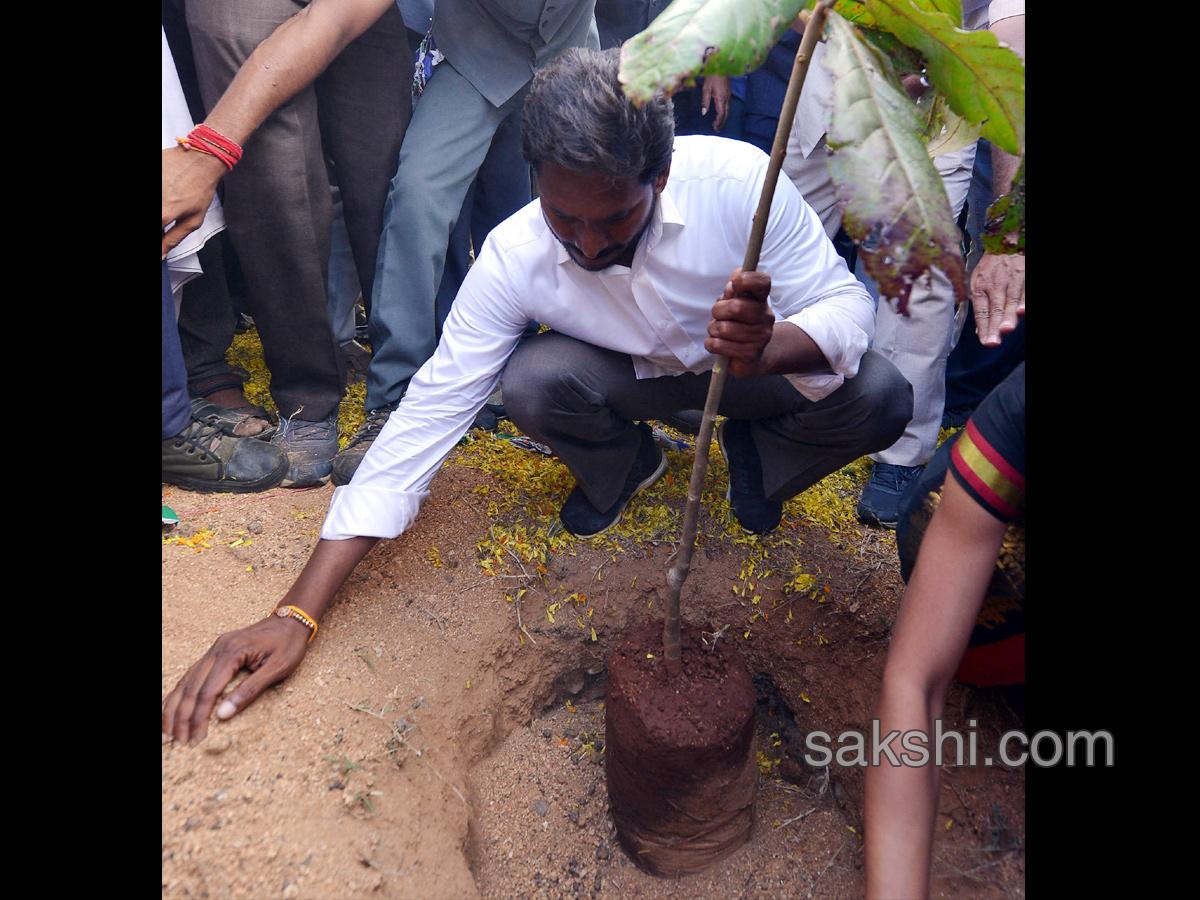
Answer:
[
  {"left": 706, "top": 268, "right": 774, "bottom": 377},
  {"left": 701, "top": 75, "right": 731, "bottom": 133},
  {"left": 162, "top": 145, "right": 226, "bottom": 260},
  {"left": 162, "top": 615, "right": 310, "bottom": 745},
  {"left": 969, "top": 252, "right": 1025, "bottom": 346}
]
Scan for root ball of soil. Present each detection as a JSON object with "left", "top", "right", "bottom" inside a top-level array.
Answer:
[{"left": 605, "top": 619, "right": 757, "bottom": 877}]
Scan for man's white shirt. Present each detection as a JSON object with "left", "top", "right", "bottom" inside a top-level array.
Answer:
[{"left": 322, "top": 135, "right": 873, "bottom": 540}]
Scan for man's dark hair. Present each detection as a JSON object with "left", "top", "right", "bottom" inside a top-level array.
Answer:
[{"left": 521, "top": 47, "right": 675, "bottom": 185}]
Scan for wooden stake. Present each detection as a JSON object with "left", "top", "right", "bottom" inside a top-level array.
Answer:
[{"left": 662, "top": 0, "right": 836, "bottom": 676}]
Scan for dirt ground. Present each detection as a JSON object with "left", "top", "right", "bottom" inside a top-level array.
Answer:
[{"left": 162, "top": 425, "right": 1026, "bottom": 900}]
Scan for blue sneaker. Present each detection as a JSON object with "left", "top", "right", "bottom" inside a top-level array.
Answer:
[
  {"left": 272, "top": 409, "right": 339, "bottom": 488},
  {"left": 855, "top": 462, "right": 924, "bottom": 529}
]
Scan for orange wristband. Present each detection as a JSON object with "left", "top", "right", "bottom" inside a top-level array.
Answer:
[{"left": 269, "top": 605, "right": 318, "bottom": 642}]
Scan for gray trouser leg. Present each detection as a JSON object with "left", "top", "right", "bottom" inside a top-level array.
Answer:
[
  {"left": 787, "top": 133, "right": 976, "bottom": 467},
  {"left": 502, "top": 332, "right": 912, "bottom": 511},
  {"left": 869, "top": 142, "right": 975, "bottom": 465},
  {"left": 367, "top": 61, "right": 526, "bottom": 410}
]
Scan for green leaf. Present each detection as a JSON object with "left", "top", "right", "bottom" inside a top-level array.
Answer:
[
  {"left": 619, "top": 0, "right": 808, "bottom": 102},
  {"left": 866, "top": 0, "right": 1024, "bottom": 155},
  {"left": 823, "top": 12, "right": 966, "bottom": 309},
  {"left": 982, "top": 158, "right": 1025, "bottom": 255},
  {"left": 923, "top": 0, "right": 962, "bottom": 26},
  {"left": 917, "top": 92, "right": 980, "bottom": 157},
  {"left": 857, "top": 24, "right": 926, "bottom": 76},
  {"left": 827, "top": 1, "right": 879, "bottom": 27}
]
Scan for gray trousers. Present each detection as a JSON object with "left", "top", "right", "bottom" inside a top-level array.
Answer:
[
  {"left": 502, "top": 332, "right": 913, "bottom": 512},
  {"left": 869, "top": 143, "right": 975, "bottom": 465},
  {"left": 786, "top": 139, "right": 976, "bottom": 466},
  {"left": 368, "top": 59, "right": 529, "bottom": 411}
]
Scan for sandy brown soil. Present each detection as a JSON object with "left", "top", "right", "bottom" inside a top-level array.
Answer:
[{"left": 162, "top": 434, "right": 1025, "bottom": 899}]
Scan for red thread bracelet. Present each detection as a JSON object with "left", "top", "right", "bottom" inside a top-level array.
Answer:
[{"left": 176, "top": 124, "right": 243, "bottom": 171}]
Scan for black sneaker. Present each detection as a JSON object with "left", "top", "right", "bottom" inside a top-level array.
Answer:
[
  {"left": 472, "top": 405, "right": 498, "bottom": 432},
  {"left": 855, "top": 462, "right": 924, "bottom": 529},
  {"left": 941, "top": 405, "right": 974, "bottom": 430},
  {"left": 559, "top": 423, "right": 667, "bottom": 538},
  {"left": 717, "top": 418, "right": 783, "bottom": 534},
  {"left": 662, "top": 409, "right": 703, "bottom": 435},
  {"left": 331, "top": 403, "right": 398, "bottom": 486},
  {"left": 162, "top": 418, "right": 289, "bottom": 494}
]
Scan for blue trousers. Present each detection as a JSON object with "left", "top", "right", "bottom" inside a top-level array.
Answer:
[
  {"left": 163, "top": 261, "right": 191, "bottom": 439},
  {"left": 945, "top": 139, "right": 1026, "bottom": 411}
]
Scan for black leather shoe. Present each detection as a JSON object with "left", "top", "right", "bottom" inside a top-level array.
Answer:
[
  {"left": 717, "top": 418, "right": 783, "bottom": 534},
  {"left": 559, "top": 423, "right": 667, "bottom": 538},
  {"left": 162, "top": 418, "right": 288, "bottom": 494}
]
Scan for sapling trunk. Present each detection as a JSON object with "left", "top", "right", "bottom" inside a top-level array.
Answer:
[{"left": 662, "top": 0, "right": 835, "bottom": 676}]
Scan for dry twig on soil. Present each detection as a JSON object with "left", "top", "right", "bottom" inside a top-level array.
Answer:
[{"left": 338, "top": 697, "right": 468, "bottom": 807}]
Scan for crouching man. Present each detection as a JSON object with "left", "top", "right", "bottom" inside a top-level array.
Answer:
[{"left": 163, "top": 47, "right": 912, "bottom": 745}]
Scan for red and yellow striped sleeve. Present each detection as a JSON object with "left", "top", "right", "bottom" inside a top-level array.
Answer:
[{"left": 950, "top": 418, "right": 1025, "bottom": 520}]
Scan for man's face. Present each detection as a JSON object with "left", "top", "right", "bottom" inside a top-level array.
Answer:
[{"left": 537, "top": 162, "right": 670, "bottom": 271}]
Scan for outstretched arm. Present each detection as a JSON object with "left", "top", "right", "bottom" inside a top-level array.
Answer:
[
  {"left": 161, "top": 0, "right": 395, "bottom": 258},
  {"left": 162, "top": 535, "right": 378, "bottom": 745},
  {"left": 863, "top": 476, "right": 1008, "bottom": 899}
]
